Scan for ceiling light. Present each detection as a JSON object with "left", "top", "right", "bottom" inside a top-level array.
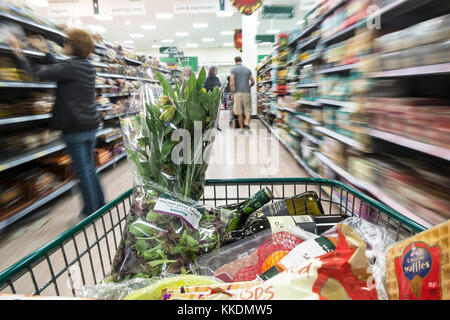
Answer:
[
  {"left": 266, "top": 29, "right": 280, "bottom": 35},
  {"left": 86, "top": 25, "right": 106, "bottom": 34},
  {"left": 216, "top": 11, "right": 233, "bottom": 17},
  {"left": 130, "top": 33, "right": 144, "bottom": 38},
  {"left": 152, "top": 45, "right": 162, "bottom": 49},
  {"left": 223, "top": 43, "right": 234, "bottom": 47},
  {"left": 26, "top": 0, "right": 48, "bottom": 6},
  {"left": 186, "top": 43, "right": 199, "bottom": 48},
  {"left": 297, "top": 20, "right": 305, "bottom": 25},
  {"left": 124, "top": 40, "right": 134, "bottom": 44},
  {"left": 175, "top": 32, "right": 189, "bottom": 37},
  {"left": 155, "top": 13, "right": 173, "bottom": 19},
  {"left": 221, "top": 31, "right": 233, "bottom": 36},
  {"left": 162, "top": 39, "right": 174, "bottom": 43},
  {"left": 258, "top": 42, "right": 273, "bottom": 46},
  {"left": 202, "top": 38, "right": 214, "bottom": 42},
  {"left": 193, "top": 23, "right": 208, "bottom": 28},
  {"left": 125, "top": 20, "right": 131, "bottom": 25},
  {"left": 141, "top": 24, "right": 156, "bottom": 30},
  {"left": 94, "top": 15, "right": 113, "bottom": 21}
]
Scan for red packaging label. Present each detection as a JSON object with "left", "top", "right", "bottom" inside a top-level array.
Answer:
[{"left": 394, "top": 242, "right": 441, "bottom": 300}]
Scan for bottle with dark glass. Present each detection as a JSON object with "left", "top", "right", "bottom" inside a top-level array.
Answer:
[
  {"left": 223, "top": 187, "right": 274, "bottom": 232},
  {"left": 243, "top": 191, "right": 324, "bottom": 229},
  {"left": 224, "top": 214, "right": 345, "bottom": 244}
]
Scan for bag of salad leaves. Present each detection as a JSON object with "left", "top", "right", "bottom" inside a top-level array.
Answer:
[{"left": 108, "top": 68, "right": 225, "bottom": 281}]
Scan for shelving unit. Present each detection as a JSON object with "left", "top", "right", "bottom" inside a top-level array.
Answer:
[
  {"left": 315, "top": 126, "right": 368, "bottom": 152},
  {"left": 0, "top": 114, "right": 52, "bottom": 126}
]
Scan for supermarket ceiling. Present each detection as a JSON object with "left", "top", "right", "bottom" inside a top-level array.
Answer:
[{"left": 29, "top": 0, "right": 314, "bottom": 52}]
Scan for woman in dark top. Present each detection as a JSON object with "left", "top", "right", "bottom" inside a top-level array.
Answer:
[
  {"left": 203, "top": 66, "right": 222, "bottom": 131},
  {"left": 9, "top": 29, "right": 105, "bottom": 219}
]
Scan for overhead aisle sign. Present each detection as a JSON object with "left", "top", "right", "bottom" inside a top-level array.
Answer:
[
  {"left": 173, "top": 0, "right": 220, "bottom": 14},
  {"left": 48, "top": 0, "right": 146, "bottom": 17}
]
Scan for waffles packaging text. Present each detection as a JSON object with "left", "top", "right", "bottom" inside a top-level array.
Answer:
[{"left": 386, "top": 220, "right": 449, "bottom": 300}]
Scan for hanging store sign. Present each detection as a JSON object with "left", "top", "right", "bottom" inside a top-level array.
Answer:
[
  {"left": 262, "top": 6, "right": 294, "bottom": 19},
  {"left": 255, "top": 34, "right": 275, "bottom": 43},
  {"left": 47, "top": 0, "right": 93, "bottom": 17},
  {"left": 231, "top": 0, "right": 264, "bottom": 16},
  {"left": 160, "top": 47, "right": 178, "bottom": 54},
  {"left": 234, "top": 29, "right": 242, "bottom": 52},
  {"left": 47, "top": 0, "right": 146, "bottom": 17},
  {"left": 173, "top": 0, "right": 220, "bottom": 14}
]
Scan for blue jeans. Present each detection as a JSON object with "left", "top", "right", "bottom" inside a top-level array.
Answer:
[{"left": 63, "top": 130, "right": 105, "bottom": 216}]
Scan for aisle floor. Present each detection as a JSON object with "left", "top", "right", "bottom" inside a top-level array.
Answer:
[{"left": 0, "top": 117, "right": 308, "bottom": 277}]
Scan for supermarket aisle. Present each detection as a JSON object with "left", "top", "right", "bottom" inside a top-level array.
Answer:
[{"left": 0, "top": 116, "right": 307, "bottom": 272}]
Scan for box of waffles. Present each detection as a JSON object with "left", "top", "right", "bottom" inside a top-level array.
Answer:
[{"left": 385, "top": 220, "right": 449, "bottom": 300}]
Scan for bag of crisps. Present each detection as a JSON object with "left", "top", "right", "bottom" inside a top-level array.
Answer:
[{"left": 205, "top": 224, "right": 379, "bottom": 300}]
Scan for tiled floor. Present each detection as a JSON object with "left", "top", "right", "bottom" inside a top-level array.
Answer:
[{"left": 0, "top": 116, "right": 309, "bottom": 291}]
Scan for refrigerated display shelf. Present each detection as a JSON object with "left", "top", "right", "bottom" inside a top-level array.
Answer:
[
  {"left": 369, "top": 63, "right": 450, "bottom": 78},
  {"left": 314, "top": 151, "right": 432, "bottom": 229},
  {"left": 294, "top": 128, "right": 321, "bottom": 145},
  {"left": 315, "top": 126, "right": 367, "bottom": 152},
  {"left": 370, "top": 129, "right": 450, "bottom": 161},
  {"left": 259, "top": 117, "right": 321, "bottom": 178},
  {"left": 124, "top": 57, "right": 142, "bottom": 66},
  {"left": 297, "top": 83, "right": 319, "bottom": 88},
  {"left": 91, "top": 61, "right": 108, "bottom": 68},
  {"left": 0, "top": 43, "right": 45, "bottom": 58},
  {"left": 295, "top": 114, "right": 321, "bottom": 126},
  {"left": 317, "top": 63, "right": 358, "bottom": 74},
  {"left": 0, "top": 151, "right": 127, "bottom": 232},
  {"left": 0, "top": 114, "right": 52, "bottom": 125}
]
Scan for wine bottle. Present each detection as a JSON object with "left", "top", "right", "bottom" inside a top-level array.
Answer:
[
  {"left": 224, "top": 215, "right": 317, "bottom": 244},
  {"left": 225, "top": 214, "right": 346, "bottom": 244},
  {"left": 223, "top": 187, "right": 274, "bottom": 232},
  {"left": 243, "top": 191, "right": 324, "bottom": 229}
]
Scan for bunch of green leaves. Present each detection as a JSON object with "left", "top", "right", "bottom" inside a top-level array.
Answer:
[{"left": 126, "top": 67, "right": 222, "bottom": 201}]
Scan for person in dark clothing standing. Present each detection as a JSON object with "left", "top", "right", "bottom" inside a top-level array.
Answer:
[
  {"left": 8, "top": 29, "right": 105, "bottom": 219},
  {"left": 203, "top": 66, "right": 222, "bottom": 131}
]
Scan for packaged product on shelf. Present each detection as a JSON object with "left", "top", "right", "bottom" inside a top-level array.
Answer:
[{"left": 385, "top": 220, "right": 450, "bottom": 300}]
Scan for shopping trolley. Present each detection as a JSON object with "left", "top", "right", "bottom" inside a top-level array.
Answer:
[{"left": 0, "top": 178, "right": 427, "bottom": 297}]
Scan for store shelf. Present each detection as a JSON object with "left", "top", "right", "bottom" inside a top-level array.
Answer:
[
  {"left": 318, "top": 99, "right": 355, "bottom": 108},
  {"left": 370, "top": 129, "right": 450, "bottom": 161},
  {"left": 91, "top": 61, "right": 109, "bottom": 68},
  {"left": 0, "top": 43, "right": 45, "bottom": 58},
  {"left": 314, "top": 151, "right": 432, "bottom": 229},
  {"left": 315, "top": 126, "right": 367, "bottom": 152},
  {"left": 317, "top": 63, "right": 358, "bottom": 74},
  {"left": 0, "top": 11, "right": 65, "bottom": 43},
  {"left": 102, "top": 133, "right": 123, "bottom": 144},
  {"left": 0, "top": 114, "right": 52, "bottom": 126},
  {"left": 96, "top": 127, "right": 115, "bottom": 137},
  {"left": 0, "top": 180, "right": 77, "bottom": 232},
  {"left": 297, "top": 54, "right": 322, "bottom": 67},
  {"left": 260, "top": 79, "right": 272, "bottom": 84},
  {"left": 320, "top": 18, "right": 366, "bottom": 46},
  {"left": 96, "top": 152, "right": 126, "bottom": 173},
  {"left": 259, "top": 116, "right": 321, "bottom": 178},
  {"left": 369, "top": 63, "right": 450, "bottom": 78},
  {"left": 95, "top": 84, "right": 111, "bottom": 89},
  {"left": 297, "top": 83, "right": 318, "bottom": 88},
  {"left": 297, "top": 100, "right": 321, "bottom": 107},
  {"left": 124, "top": 57, "right": 142, "bottom": 66},
  {"left": 103, "top": 114, "right": 120, "bottom": 120},
  {"left": 0, "top": 81, "right": 57, "bottom": 89},
  {"left": 0, "top": 151, "right": 128, "bottom": 232},
  {"left": 102, "top": 93, "right": 131, "bottom": 99},
  {"left": 294, "top": 128, "right": 321, "bottom": 145},
  {"left": 297, "top": 36, "right": 321, "bottom": 52},
  {"left": 97, "top": 73, "right": 138, "bottom": 81},
  {"left": 0, "top": 139, "right": 66, "bottom": 173},
  {"left": 295, "top": 114, "right": 321, "bottom": 126}
]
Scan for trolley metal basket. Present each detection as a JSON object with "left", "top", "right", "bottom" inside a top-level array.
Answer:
[{"left": 0, "top": 178, "right": 427, "bottom": 297}]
